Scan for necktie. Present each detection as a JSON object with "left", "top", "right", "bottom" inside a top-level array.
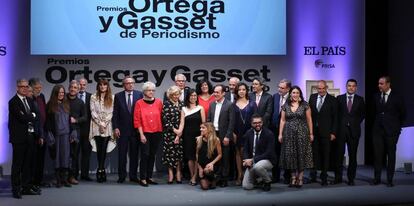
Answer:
[
  {"left": 23, "top": 98, "right": 31, "bottom": 113},
  {"left": 317, "top": 96, "right": 323, "bottom": 112},
  {"left": 127, "top": 93, "right": 132, "bottom": 113},
  {"left": 79, "top": 92, "right": 85, "bottom": 103},
  {"left": 381, "top": 92, "right": 386, "bottom": 104},
  {"left": 256, "top": 95, "right": 261, "bottom": 106},
  {"left": 253, "top": 132, "right": 259, "bottom": 156},
  {"left": 279, "top": 96, "right": 284, "bottom": 113},
  {"left": 347, "top": 96, "right": 353, "bottom": 113}
]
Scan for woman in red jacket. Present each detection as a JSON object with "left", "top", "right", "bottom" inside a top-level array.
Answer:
[{"left": 134, "top": 81, "right": 163, "bottom": 187}]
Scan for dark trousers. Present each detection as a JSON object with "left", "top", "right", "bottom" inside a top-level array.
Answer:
[
  {"left": 311, "top": 128, "right": 331, "bottom": 181},
  {"left": 372, "top": 126, "right": 399, "bottom": 182},
  {"left": 118, "top": 135, "right": 140, "bottom": 180},
  {"left": 140, "top": 132, "right": 162, "bottom": 180},
  {"left": 11, "top": 142, "right": 34, "bottom": 192},
  {"left": 215, "top": 131, "right": 230, "bottom": 181},
  {"left": 336, "top": 126, "right": 360, "bottom": 181},
  {"left": 32, "top": 142, "right": 46, "bottom": 185},
  {"left": 69, "top": 142, "right": 80, "bottom": 178},
  {"left": 95, "top": 136, "right": 110, "bottom": 170},
  {"left": 80, "top": 135, "right": 92, "bottom": 177}
]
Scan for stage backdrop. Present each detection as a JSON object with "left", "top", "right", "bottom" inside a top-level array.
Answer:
[{"left": 0, "top": 0, "right": 367, "bottom": 175}]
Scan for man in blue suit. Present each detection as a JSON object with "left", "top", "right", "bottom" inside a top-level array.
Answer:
[
  {"left": 270, "top": 79, "right": 291, "bottom": 184},
  {"left": 112, "top": 77, "right": 143, "bottom": 183}
]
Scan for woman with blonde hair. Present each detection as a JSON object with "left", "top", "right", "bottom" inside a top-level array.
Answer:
[
  {"left": 162, "top": 85, "right": 185, "bottom": 184},
  {"left": 90, "top": 79, "right": 114, "bottom": 183},
  {"left": 196, "top": 122, "right": 222, "bottom": 190}
]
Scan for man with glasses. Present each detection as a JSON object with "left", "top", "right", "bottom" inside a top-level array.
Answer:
[
  {"left": 112, "top": 77, "right": 143, "bottom": 183},
  {"left": 242, "top": 114, "right": 275, "bottom": 191},
  {"left": 9, "top": 79, "right": 40, "bottom": 198},
  {"left": 164, "top": 74, "right": 189, "bottom": 102}
]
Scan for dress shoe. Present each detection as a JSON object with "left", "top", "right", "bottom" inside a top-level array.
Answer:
[
  {"left": 347, "top": 180, "right": 355, "bottom": 186},
  {"left": 332, "top": 178, "right": 343, "bottom": 185},
  {"left": 22, "top": 188, "right": 40, "bottom": 195},
  {"left": 129, "top": 178, "right": 139, "bottom": 183},
  {"left": 81, "top": 176, "right": 93, "bottom": 181},
  {"left": 321, "top": 180, "right": 328, "bottom": 186},
  {"left": 68, "top": 177, "right": 79, "bottom": 185},
  {"left": 139, "top": 180, "right": 149, "bottom": 187},
  {"left": 370, "top": 179, "right": 381, "bottom": 186},
  {"left": 40, "top": 182, "right": 52, "bottom": 188},
  {"left": 220, "top": 181, "right": 228, "bottom": 187},
  {"left": 263, "top": 182, "right": 271, "bottom": 191},
  {"left": 12, "top": 190, "right": 22, "bottom": 199},
  {"left": 116, "top": 178, "right": 125, "bottom": 183},
  {"left": 147, "top": 179, "right": 158, "bottom": 185},
  {"left": 386, "top": 181, "right": 394, "bottom": 187}
]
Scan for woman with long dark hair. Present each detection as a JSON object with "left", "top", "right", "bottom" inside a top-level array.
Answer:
[
  {"left": 89, "top": 79, "right": 114, "bottom": 183},
  {"left": 196, "top": 79, "right": 215, "bottom": 117},
  {"left": 45, "top": 85, "right": 77, "bottom": 188},
  {"left": 233, "top": 82, "right": 256, "bottom": 185},
  {"left": 179, "top": 89, "right": 205, "bottom": 185},
  {"left": 278, "top": 86, "right": 314, "bottom": 188}
]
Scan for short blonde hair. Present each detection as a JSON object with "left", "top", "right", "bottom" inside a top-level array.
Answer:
[{"left": 167, "top": 85, "right": 181, "bottom": 100}]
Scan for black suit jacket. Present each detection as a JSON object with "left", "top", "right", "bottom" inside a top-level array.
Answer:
[
  {"left": 337, "top": 94, "right": 365, "bottom": 138},
  {"left": 8, "top": 94, "right": 37, "bottom": 144},
  {"left": 373, "top": 90, "right": 406, "bottom": 136},
  {"left": 207, "top": 99, "right": 235, "bottom": 140},
  {"left": 309, "top": 93, "right": 338, "bottom": 137},
  {"left": 249, "top": 92, "right": 273, "bottom": 127},
  {"left": 79, "top": 92, "right": 92, "bottom": 137},
  {"left": 224, "top": 92, "right": 235, "bottom": 103},
  {"left": 112, "top": 90, "right": 143, "bottom": 137},
  {"left": 243, "top": 128, "right": 276, "bottom": 164}
]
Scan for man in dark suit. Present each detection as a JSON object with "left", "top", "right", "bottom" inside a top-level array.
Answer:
[
  {"left": 112, "top": 77, "right": 143, "bottom": 183},
  {"left": 372, "top": 76, "right": 405, "bottom": 187},
  {"left": 335, "top": 79, "right": 365, "bottom": 186},
  {"left": 28, "top": 78, "right": 49, "bottom": 188},
  {"left": 67, "top": 80, "right": 87, "bottom": 185},
  {"left": 270, "top": 79, "right": 291, "bottom": 184},
  {"left": 309, "top": 80, "right": 338, "bottom": 186},
  {"left": 163, "top": 73, "right": 189, "bottom": 102},
  {"left": 8, "top": 79, "right": 40, "bottom": 198},
  {"left": 242, "top": 114, "right": 275, "bottom": 191},
  {"left": 207, "top": 84, "right": 235, "bottom": 187},
  {"left": 249, "top": 77, "right": 273, "bottom": 128},
  {"left": 224, "top": 77, "right": 240, "bottom": 103},
  {"left": 78, "top": 78, "right": 93, "bottom": 181}
]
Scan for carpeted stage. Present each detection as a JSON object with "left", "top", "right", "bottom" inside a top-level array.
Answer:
[{"left": 0, "top": 166, "right": 413, "bottom": 206}]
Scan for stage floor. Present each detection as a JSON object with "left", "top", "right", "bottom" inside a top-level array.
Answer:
[{"left": 0, "top": 166, "right": 413, "bottom": 206}]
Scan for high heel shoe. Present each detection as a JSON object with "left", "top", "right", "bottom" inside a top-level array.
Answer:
[
  {"left": 296, "top": 178, "right": 303, "bottom": 188},
  {"left": 289, "top": 177, "right": 297, "bottom": 187},
  {"left": 96, "top": 170, "right": 103, "bottom": 183}
]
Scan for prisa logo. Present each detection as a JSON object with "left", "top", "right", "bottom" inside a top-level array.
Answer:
[{"left": 315, "top": 59, "right": 335, "bottom": 69}]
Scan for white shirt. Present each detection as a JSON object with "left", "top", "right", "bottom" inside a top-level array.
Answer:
[
  {"left": 280, "top": 93, "right": 288, "bottom": 113},
  {"left": 253, "top": 130, "right": 262, "bottom": 157},
  {"left": 213, "top": 99, "right": 224, "bottom": 131},
  {"left": 382, "top": 89, "right": 391, "bottom": 103},
  {"left": 125, "top": 91, "right": 133, "bottom": 105},
  {"left": 17, "top": 93, "right": 31, "bottom": 112}
]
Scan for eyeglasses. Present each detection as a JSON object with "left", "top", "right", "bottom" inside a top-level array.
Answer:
[
  {"left": 18, "top": 85, "right": 29, "bottom": 88},
  {"left": 145, "top": 89, "right": 155, "bottom": 92},
  {"left": 252, "top": 121, "right": 263, "bottom": 125}
]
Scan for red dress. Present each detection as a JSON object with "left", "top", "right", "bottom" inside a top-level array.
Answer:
[{"left": 198, "top": 95, "right": 215, "bottom": 118}]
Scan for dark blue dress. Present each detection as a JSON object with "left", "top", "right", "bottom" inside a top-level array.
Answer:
[{"left": 233, "top": 100, "right": 257, "bottom": 147}]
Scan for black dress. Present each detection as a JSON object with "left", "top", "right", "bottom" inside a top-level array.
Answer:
[
  {"left": 233, "top": 101, "right": 257, "bottom": 147},
  {"left": 279, "top": 102, "right": 313, "bottom": 170},
  {"left": 162, "top": 100, "right": 184, "bottom": 168},
  {"left": 198, "top": 139, "right": 220, "bottom": 181},
  {"left": 182, "top": 106, "right": 203, "bottom": 161}
]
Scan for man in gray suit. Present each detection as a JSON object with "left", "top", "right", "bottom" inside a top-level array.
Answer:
[{"left": 207, "top": 84, "right": 235, "bottom": 187}]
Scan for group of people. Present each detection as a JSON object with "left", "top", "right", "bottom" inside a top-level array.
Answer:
[{"left": 8, "top": 74, "right": 405, "bottom": 199}]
